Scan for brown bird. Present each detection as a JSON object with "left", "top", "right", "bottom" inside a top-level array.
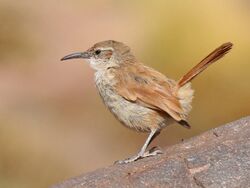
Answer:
[{"left": 61, "top": 41, "right": 233, "bottom": 164}]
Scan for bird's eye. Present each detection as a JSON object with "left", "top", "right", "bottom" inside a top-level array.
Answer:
[{"left": 95, "top": 49, "right": 101, "bottom": 55}]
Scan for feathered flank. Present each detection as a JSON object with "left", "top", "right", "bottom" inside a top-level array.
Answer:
[{"left": 177, "top": 82, "right": 194, "bottom": 117}]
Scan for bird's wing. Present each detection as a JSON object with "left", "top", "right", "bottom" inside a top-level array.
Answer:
[{"left": 113, "top": 64, "right": 184, "bottom": 122}]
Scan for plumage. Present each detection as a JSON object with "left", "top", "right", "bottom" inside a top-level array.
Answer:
[
  {"left": 113, "top": 63, "right": 185, "bottom": 122},
  {"left": 61, "top": 40, "right": 233, "bottom": 164},
  {"left": 177, "top": 42, "right": 233, "bottom": 87}
]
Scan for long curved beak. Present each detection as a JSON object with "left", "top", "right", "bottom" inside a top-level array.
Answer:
[{"left": 61, "top": 51, "right": 91, "bottom": 61}]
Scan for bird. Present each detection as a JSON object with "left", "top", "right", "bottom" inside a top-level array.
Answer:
[{"left": 61, "top": 40, "right": 233, "bottom": 164}]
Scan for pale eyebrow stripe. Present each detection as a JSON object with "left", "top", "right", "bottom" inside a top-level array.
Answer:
[{"left": 98, "top": 47, "right": 114, "bottom": 51}]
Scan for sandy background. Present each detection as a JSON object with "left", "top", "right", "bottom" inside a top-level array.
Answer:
[{"left": 0, "top": 1, "right": 249, "bottom": 187}]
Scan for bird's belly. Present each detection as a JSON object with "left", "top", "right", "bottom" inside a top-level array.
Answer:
[{"left": 96, "top": 81, "right": 171, "bottom": 132}]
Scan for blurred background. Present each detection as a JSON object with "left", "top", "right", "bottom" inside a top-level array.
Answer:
[{"left": 0, "top": 0, "right": 249, "bottom": 187}]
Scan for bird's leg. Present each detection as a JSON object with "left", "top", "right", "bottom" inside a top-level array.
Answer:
[{"left": 115, "top": 129, "right": 162, "bottom": 164}]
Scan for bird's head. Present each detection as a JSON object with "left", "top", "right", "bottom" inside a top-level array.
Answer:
[{"left": 61, "top": 40, "right": 135, "bottom": 71}]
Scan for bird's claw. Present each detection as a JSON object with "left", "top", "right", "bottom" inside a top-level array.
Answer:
[{"left": 114, "top": 146, "right": 163, "bottom": 164}]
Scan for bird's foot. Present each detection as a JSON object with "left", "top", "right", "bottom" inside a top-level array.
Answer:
[
  {"left": 114, "top": 146, "right": 163, "bottom": 164},
  {"left": 115, "top": 154, "right": 141, "bottom": 164},
  {"left": 142, "top": 146, "right": 163, "bottom": 157}
]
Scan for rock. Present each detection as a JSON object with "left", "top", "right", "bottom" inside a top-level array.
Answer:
[{"left": 51, "top": 116, "right": 250, "bottom": 188}]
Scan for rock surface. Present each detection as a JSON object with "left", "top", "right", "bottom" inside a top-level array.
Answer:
[{"left": 52, "top": 116, "right": 250, "bottom": 188}]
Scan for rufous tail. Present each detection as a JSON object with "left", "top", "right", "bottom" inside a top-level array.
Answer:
[{"left": 177, "top": 42, "right": 233, "bottom": 87}]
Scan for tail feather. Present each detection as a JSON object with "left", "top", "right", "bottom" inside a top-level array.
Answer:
[
  {"left": 179, "top": 120, "right": 191, "bottom": 129},
  {"left": 178, "top": 42, "right": 233, "bottom": 87}
]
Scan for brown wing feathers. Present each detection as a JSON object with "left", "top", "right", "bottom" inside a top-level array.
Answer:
[
  {"left": 178, "top": 42, "right": 233, "bottom": 87},
  {"left": 114, "top": 65, "right": 184, "bottom": 121},
  {"left": 114, "top": 42, "right": 232, "bottom": 129}
]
